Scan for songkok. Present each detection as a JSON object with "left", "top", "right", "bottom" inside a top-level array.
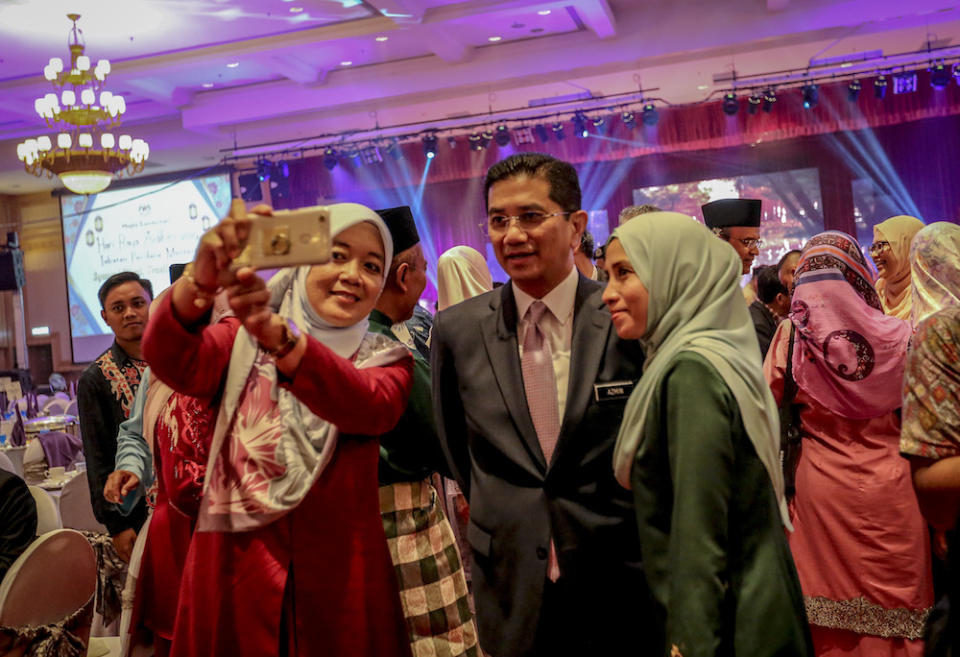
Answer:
[
  {"left": 376, "top": 206, "right": 420, "bottom": 255},
  {"left": 701, "top": 199, "right": 762, "bottom": 229}
]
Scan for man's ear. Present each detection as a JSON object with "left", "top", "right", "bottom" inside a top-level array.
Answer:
[
  {"left": 100, "top": 308, "right": 107, "bottom": 323},
  {"left": 394, "top": 262, "right": 410, "bottom": 293},
  {"left": 570, "top": 210, "right": 588, "bottom": 248}
]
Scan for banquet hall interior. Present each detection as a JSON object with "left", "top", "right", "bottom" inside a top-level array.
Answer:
[{"left": 0, "top": 0, "right": 959, "bottom": 655}]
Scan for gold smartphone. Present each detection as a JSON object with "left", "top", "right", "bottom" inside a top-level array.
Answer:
[{"left": 234, "top": 205, "right": 331, "bottom": 269}]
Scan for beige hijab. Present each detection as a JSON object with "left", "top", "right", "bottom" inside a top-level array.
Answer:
[
  {"left": 437, "top": 246, "right": 493, "bottom": 311},
  {"left": 874, "top": 215, "right": 925, "bottom": 320}
]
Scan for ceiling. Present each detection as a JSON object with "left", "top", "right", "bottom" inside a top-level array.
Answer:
[{"left": 0, "top": 0, "right": 958, "bottom": 194}]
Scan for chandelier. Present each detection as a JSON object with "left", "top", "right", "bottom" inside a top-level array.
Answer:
[{"left": 15, "top": 14, "right": 149, "bottom": 195}]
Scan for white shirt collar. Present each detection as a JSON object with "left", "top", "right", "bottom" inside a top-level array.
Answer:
[{"left": 512, "top": 266, "right": 579, "bottom": 326}]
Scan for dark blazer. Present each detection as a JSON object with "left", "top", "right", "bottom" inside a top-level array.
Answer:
[
  {"left": 0, "top": 469, "right": 37, "bottom": 582},
  {"left": 748, "top": 299, "right": 779, "bottom": 360},
  {"left": 431, "top": 276, "right": 650, "bottom": 656}
]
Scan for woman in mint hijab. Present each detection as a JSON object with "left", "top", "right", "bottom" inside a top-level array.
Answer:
[{"left": 602, "top": 212, "right": 812, "bottom": 657}]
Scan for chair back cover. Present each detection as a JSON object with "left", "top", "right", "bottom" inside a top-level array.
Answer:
[
  {"left": 54, "top": 392, "right": 70, "bottom": 401},
  {"left": 42, "top": 398, "right": 70, "bottom": 416},
  {"left": 0, "top": 451, "right": 15, "bottom": 473},
  {"left": 37, "top": 432, "right": 83, "bottom": 469},
  {"left": 0, "top": 446, "right": 25, "bottom": 478},
  {"left": 0, "top": 529, "right": 96, "bottom": 627},
  {"left": 28, "top": 486, "right": 62, "bottom": 535},
  {"left": 65, "top": 400, "right": 79, "bottom": 418},
  {"left": 22, "top": 440, "right": 46, "bottom": 485},
  {"left": 59, "top": 472, "right": 107, "bottom": 534}
]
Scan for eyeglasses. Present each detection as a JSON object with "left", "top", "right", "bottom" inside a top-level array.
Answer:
[
  {"left": 718, "top": 233, "right": 764, "bottom": 250},
  {"left": 868, "top": 241, "right": 891, "bottom": 256},
  {"left": 483, "top": 211, "right": 571, "bottom": 233}
]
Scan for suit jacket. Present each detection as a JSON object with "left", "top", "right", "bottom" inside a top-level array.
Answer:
[
  {"left": 748, "top": 300, "right": 779, "bottom": 360},
  {"left": 431, "top": 275, "right": 650, "bottom": 656}
]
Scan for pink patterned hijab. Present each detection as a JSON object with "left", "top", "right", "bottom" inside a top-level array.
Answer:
[{"left": 790, "top": 231, "right": 912, "bottom": 419}]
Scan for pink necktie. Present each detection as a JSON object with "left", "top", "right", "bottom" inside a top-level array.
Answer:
[{"left": 521, "top": 300, "right": 561, "bottom": 581}]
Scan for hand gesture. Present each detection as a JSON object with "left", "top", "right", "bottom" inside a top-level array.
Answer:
[{"left": 104, "top": 469, "right": 141, "bottom": 504}]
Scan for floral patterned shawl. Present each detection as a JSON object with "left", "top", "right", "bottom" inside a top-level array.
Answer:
[
  {"left": 790, "top": 231, "right": 912, "bottom": 419},
  {"left": 910, "top": 222, "right": 960, "bottom": 327}
]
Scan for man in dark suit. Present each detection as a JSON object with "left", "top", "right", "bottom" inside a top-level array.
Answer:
[
  {"left": 431, "top": 153, "right": 651, "bottom": 656},
  {"left": 749, "top": 265, "right": 790, "bottom": 359}
]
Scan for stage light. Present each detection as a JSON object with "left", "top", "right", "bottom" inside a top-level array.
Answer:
[
  {"left": 323, "top": 148, "right": 338, "bottom": 170},
  {"left": 573, "top": 111, "right": 589, "bottom": 137},
  {"left": 762, "top": 89, "right": 777, "bottom": 113},
  {"left": 801, "top": 83, "right": 819, "bottom": 109},
  {"left": 874, "top": 75, "right": 887, "bottom": 99},
  {"left": 271, "top": 160, "right": 290, "bottom": 180},
  {"left": 621, "top": 111, "right": 636, "bottom": 130},
  {"left": 721, "top": 93, "right": 739, "bottom": 116},
  {"left": 270, "top": 160, "right": 291, "bottom": 198},
  {"left": 469, "top": 133, "right": 483, "bottom": 151},
  {"left": 591, "top": 115, "right": 606, "bottom": 135},
  {"left": 384, "top": 139, "right": 403, "bottom": 160},
  {"left": 551, "top": 122, "right": 565, "bottom": 141},
  {"left": 747, "top": 93, "right": 761, "bottom": 115},
  {"left": 422, "top": 134, "right": 438, "bottom": 159},
  {"left": 642, "top": 103, "right": 658, "bottom": 126},
  {"left": 494, "top": 125, "right": 511, "bottom": 146},
  {"left": 534, "top": 124, "right": 550, "bottom": 143},
  {"left": 479, "top": 129, "right": 493, "bottom": 148},
  {"left": 257, "top": 158, "right": 271, "bottom": 182},
  {"left": 930, "top": 63, "right": 951, "bottom": 89},
  {"left": 847, "top": 79, "right": 861, "bottom": 102}
]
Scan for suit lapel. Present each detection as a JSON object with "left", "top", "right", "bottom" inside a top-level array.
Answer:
[
  {"left": 552, "top": 277, "right": 611, "bottom": 468},
  {"left": 480, "top": 285, "right": 549, "bottom": 472}
]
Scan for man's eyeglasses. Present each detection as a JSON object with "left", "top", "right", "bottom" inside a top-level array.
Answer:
[
  {"left": 868, "top": 241, "right": 891, "bottom": 257},
  {"left": 483, "top": 211, "right": 571, "bottom": 233},
  {"left": 717, "top": 232, "right": 764, "bottom": 250}
]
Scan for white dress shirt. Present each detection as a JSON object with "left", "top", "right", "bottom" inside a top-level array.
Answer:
[{"left": 513, "top": 266, "right": 578, "bottom": 423}]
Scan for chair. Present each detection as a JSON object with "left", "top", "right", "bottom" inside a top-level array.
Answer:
[
  {"left": 0, "top": 529, "right": 97, "bottom": 657},
  {"left": 65, "top": 399, "right": 79, "bottom": 417},
  {"left": 0, "top": 446, "right": 25, "bottom": 477},
  {"left": 28, "top": 486, "right": 62, "bottom": 535},
  {"left": 59, "top": 471, "right": 107, "bottom": 534},
  {"left": 0, "top": 451, "right": 15, "bottom": 473},
  {"left": 54, "top": 392, "right": 70, "bottom": 401},
  {"left": 42, "top": 398, "right": 70, "bottom": 416},
  {"left": 22, "top": 439, "right": 46, "bottom": 485}
]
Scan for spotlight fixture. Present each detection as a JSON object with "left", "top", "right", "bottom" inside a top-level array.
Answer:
[
  {"left": 721, "top": 92, "right": 739, "bottom": 116},
  {"left": 257, "top": 158, "right": 271, "bottom": 182},
  {"left": 874, "top": 75, "right": 888, "bottom": 99},
  {"left": 573, "top": 111, "right": 588, "bottom": 137},
  {"left": 762, "top": 88, "right": 776, "bottom": 113},
  {"left": 479, "top": 129, "right": 493, "bottom": 149},
  {"left": 270, "top": 161, "right": 291, "bottom": 197},
  {"left": 847, "top": 79, "right": 861, "bottom": 102},
  {"left": 591, "top": 116, "right": 606, "bottom": 135},
  {"left": 954, "top": 63, "right": 960, "bottom": 81},
  {"left": 468, "top": 133, "right": 483, "bottom": 151},
  {"left": 422, "top": 134, "right": 438, "bottom": 159},
  {"left": 551, "top": 122, "right": 565, "bottom": 141},
  {"left": 447, "top": 136, "right": 457, "bottom": 149},
  {"left": 801, "top": 83, "right": 819, "bottom": 109},
  {"left": 322, "top": 148, "right": 338, "bottom": 170},
  {"left": 621, "top": 111, "right": 636, "bottom": 130},
  {"left": 642, "top": 103, "right": 658, "bottom": 126},
  {"left": 383, "top": 139, "right": 403, "bottom": 160},
  {"left": 494, "top": 124, "right": 511, "bottom": 147},
  {"left": 930, "top": 63, "right": 951, "bottom": 89},
  {"left": 361, "top": 145, "right": 382, "bottom": 165},
  {"left": 747, "top": 93, "right": 761, "bottom": 115},
  {"left": 534, "top": 124, "right": 550, "bottom": 143}
]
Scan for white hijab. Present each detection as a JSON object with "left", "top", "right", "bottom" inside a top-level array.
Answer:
[
  {"left": 610, "top": 212, "right": 790, "bottom": 528},
  {"left": 437, "top": 245, "right": 493, "bottom": 310}
]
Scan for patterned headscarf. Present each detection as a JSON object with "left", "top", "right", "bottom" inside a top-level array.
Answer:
[
  {"left": 790, "top": 231, "right": 912, "bottom": 419},
  {"left": 873, "top": 215, "right": 925, "bottom": 320},
  {"left": 910, "top": 222, "right": 960, "bottom": 327}
]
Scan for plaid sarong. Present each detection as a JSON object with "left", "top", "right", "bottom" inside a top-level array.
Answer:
[{"left": 380, "top": 479, "right": 479, "bottom": 657}]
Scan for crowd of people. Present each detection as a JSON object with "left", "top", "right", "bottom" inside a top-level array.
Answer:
[{"left": 12, "top": 151, "right": 953, "bottom": 656}]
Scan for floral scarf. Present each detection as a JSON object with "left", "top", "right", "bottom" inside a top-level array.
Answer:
[
  {"left": 910, "top": 222, "right": 960, "bottom": 326},
  {"left": 791, "top": 231, "right": 912, "bottom": 419}
]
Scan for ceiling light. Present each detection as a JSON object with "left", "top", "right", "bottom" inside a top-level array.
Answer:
[
  {"left": 930, "top": 63, "right": 951, "bottom": 89},
  {"left": 202, "top": 82, "right": 214, "bottom": 88},
  {"left": 762, "top": 88, "right": 776, "bottom": 112},
  {"left": 494, "top": 124, "right": 511, "bottom": 146},
  {"left": 227, "top": 61, "right": 240, "bottom": 68},
  {"left": 538, "top": 9, "right": 551, "bottom": 15},
  {"left": 488, "top": 36, "right": 502, "bottom": 42},
  {"left": 621, "top": 111, "right": 636, "bottom": 130},
  {"left": 573, "top": 111, "right": 588, "bottom": 137},
  {"left": 257, "top": 158, "right": 271, "bottom": 182},
  {"left": 551, "top": 122, "right": 565, "bottom": 141},
  {"left": 748, "top": 93, "right": 761, "bottom": 115},
  {"left": 479, "top": 130, "right": 493, "bottom": 148},
  {"left": 721, "top": 92, "right": 739, "bottom": 116},
  {"left": 642, "top": 103, "right": 658, "bottom": 126},
  {"left": 847, "top": 80, "right": 861, "bottom": 102},
  {"left": 340, "top": 60, "right": 353, "bottom": 66},
  {"left": 874, "top": 75, "right": 888, "bottom": 99},
  {"left": 323, "top": 148, "right": 338, "bottom": 170},
  {"left": 697, "top": 84, "right": 709, "bottom": 91},
  {"left": 422, "top": 134, "right": 438, "bottom": 159},
  {"left": 468, "top": 133, "right": 483, "bottom": 151},
  {"left": 801, "top": 83, "right": 819, "bottom": 109},
  {"left": 375, "top": 36, "right": 389, "bottom": 42},
  {"left": 289, "top": 6, "right": 304, "bottom": 12},
  {"left": 15, "top": 14, "right": 147, "bottom": 195}
]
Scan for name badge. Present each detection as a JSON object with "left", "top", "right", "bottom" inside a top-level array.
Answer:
[{"left": 594, "top": 380, "right": 636, "bottom": 402}]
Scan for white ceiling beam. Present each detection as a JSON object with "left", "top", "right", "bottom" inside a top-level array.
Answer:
[
  {"left": 366, "top": 0, "right": 472, "bottom": 62},
  {"left": 124, "top": 79, "right": 195, "bottom": 109},
  {"left": 270, "top": 55, "right": 325, "bottom": 85},
  {"left": 577, "top": 0, "right": 617, "bottom": 39}
]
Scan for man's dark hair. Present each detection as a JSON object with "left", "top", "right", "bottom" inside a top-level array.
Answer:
[
  {"left": 756, "top": 265, "right": 788, "bottom": 304},
  {"left": 579, "top": 230, "right": 595, "bottom": 257},
  {"left": 98, "top": 272, "right": 153, "bottom": 308},
  {"left": 777, "top": 249, "right": 802, "bottom": 273},
  {"left": 484, "top": 153, "right": 581, "bottom": 213}
]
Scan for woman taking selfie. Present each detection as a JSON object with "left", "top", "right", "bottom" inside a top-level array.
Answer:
[
  {"left": 141, "top": 201, "right": 414, "bottom": 657},
  {"left": 602, "top": 212, "right": 812, "bottom": 656}
]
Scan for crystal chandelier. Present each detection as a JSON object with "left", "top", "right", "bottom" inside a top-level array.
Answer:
[{"left": 16, "top": 14, "right": 149, "bottom": 195}]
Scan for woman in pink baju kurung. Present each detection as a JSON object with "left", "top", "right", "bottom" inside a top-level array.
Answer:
[{"left": 764, "top": 231, "right": 933, "bottom": 657}]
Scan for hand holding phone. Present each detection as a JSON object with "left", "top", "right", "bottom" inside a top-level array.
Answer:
[{"left": 233, "top": 205, "right": 332, "bottom": 270}]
